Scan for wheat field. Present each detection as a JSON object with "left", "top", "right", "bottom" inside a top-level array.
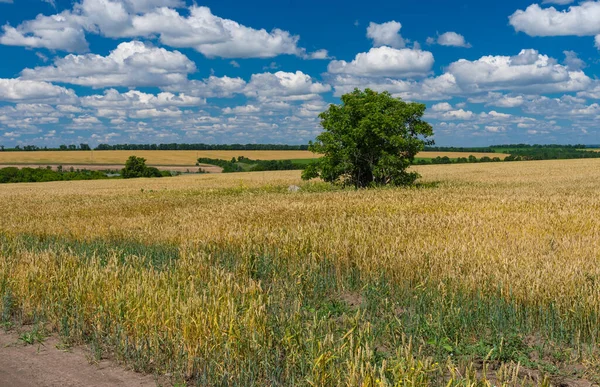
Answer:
[
  {"left": 0, "top": 150, "right": 507, "bottom": 166},
  {"left": 0, "top": 159, "right": 598, "bottom": 385}
]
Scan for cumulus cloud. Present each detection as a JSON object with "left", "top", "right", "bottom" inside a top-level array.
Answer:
[
  {"left": 509, "top": 2, "right": 600, "bottom": 37},
  {"left": 447, "top": 49, "right": 590, "bottom": 93},
  {"left": 442, "top": 109, "right": 474, "bottom": 120},
  {"left": 0, "top": 0, "right": 185, "bottom": 52},
  {"left": 0, "top": 2, "right": 313, "bottom": 58},
  {"left": 327, "top": 72, "right": 459, "bottom": 100},
  {"left": 0, "top": 12, "right": 88, "bottom": 52},
  {"left": 20, "top": 41, "right": 196, "bottom": 88},
  {"left": 431, "top": 102, "right": 453, "bottom": 112},
  {"left": 132, "top": 6, "right": 304, "bottom": 58},
  {"left": 427, "top": 31, "right": 471, "bottom": 48},
  {"left": 81, "top": 89, "right": 204, "bottom": 109},
  {"left": 164, "top": 75, "right": 247, "bottom": 98},
  {"left": 327, "top": 46, "right": 434, "bottom": 78},
  {"left": 563, "top": 50, "right": 586, "bottom": 70},
  {"left": 328, "top": 49, "right": 590, "bottom": 101},
  {"left": 366, "top": 21, "right": 405, "bottom": 48},
  {"left": 304, "top": 49, "right": 330, "bottom": 60},
  {"left": 577, "top": 80, "right": 600, "bottom": 99},
  {"left": 468, "top": 92, "right": 527, "bottom": 108},
  {"left": 0, "top": 78, "right": 77, "bottom": 103},
  {"left": 222, "top": 105, "right": 261, "bottom": 115},
  {"left": 244, "top": 71, "right": 331, "bottom": 98}
]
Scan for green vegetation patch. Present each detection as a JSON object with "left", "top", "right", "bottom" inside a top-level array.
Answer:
[
  {"left": 0, "top": 233, "right": 180, "bottom": 269},
  {"left": 0, "top": 166, "right": 113, "bottom": 184}
]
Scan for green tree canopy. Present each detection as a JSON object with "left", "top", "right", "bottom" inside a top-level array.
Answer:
[
  {"left": 122, "top": 156, "right": 163, "bottom": 179},
  {"left": 302, "top": 88, "right": 434, "bottom": 188}
]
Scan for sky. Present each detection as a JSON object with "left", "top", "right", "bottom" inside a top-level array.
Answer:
[{"left": 0, "top": 0, "right": 600, "bottom": 147}]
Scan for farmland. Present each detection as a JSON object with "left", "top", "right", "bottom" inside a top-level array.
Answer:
[
  {"left": 0, "top": 150, "right": 508, "bottom": 167},
  {"left": 1, "top": 159, "right": 599, "bottom": 385}
]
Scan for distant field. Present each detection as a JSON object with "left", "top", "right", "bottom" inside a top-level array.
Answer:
[{"left": 0, "top": 150, "right": 508, "bottom": 166}]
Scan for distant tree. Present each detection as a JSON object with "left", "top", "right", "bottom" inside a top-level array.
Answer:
[
  {"left": 121, "top": 156, "right": 166, "bottom": 178},
  {"left": 302, "top": 89, "right": 434, "bottom": 188},
  {"left": 59, "top": 145, "right": 68, "bottom": 151},
  {"left": 80, "top": 144, "right": 91, "bottom": 151},
  {"left": 122, "top": 156, "right": 149, "bottom": 178}
]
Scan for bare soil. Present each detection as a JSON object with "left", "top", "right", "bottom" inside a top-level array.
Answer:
[{"left": 0, "top": 330, "right": 162, "bottom": 387}]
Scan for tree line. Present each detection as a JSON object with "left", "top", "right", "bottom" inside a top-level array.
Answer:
[
  {"left": 0, "top": 166, "right": 111, "bottom": 184},
  {"left": 0, "top": 157, "right": 173, "bottom": 184}
]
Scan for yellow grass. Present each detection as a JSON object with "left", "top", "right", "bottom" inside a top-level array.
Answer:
[
  {"left": 0, "top": 159, "right": 596, "bottom": 385},
  {"left": 0, "top": 150, "right": 507, "bottom": 166}
]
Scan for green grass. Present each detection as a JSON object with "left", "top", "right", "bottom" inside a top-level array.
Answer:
[{"left": 0, "top": 233, "right": 180, "bottom": 270}]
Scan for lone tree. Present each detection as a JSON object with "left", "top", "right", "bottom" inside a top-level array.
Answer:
[
  {"left": 302, "top": 89, "right": 433, "bottom": 188},
  {"left": 122, "top": 156, "right": 163, "bottom": 178}
]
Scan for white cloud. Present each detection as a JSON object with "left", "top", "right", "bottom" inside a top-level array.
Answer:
[
  {"left": 20, "top": 41, "right": 196, "bottom": 88},
  {"left": 0, "top": 0, "right": 184, "bottom": 52},
  {"left": 244, "top": 71, "right": 331, "bottom": 98},
  {"left": 129, "top": 107, "right": 182, "bottom": 119},
  {"left": 132, "top": 5, "right": 304, "bottom": 58},
  {"left": 165, "top": 75, "right": 247, "bottom": 98},
  {"left": 578, "top": 80, "right": 600, "bottom": 99},
  {"left": 73, "top": 115, "right": 101, "bottom": 124},
  {"left": 485, "top": 125, "right": 506, "bottom": 133},
  {"left": 328, "top": 72, "right": 459, "bottom": 100},
  {"left": 596, "top": 34, "right": 600, "bottom": 49},
  {"left": 509, "top": 2, "right": 600, "bottom": 37},
  {"left": 0, "top": 0, "right": 14, "bottom": 3},
  {"left": 0, "top": 2, "right": 312, "bottom": 59},
  {"left": 304, "top": 49, "right": 330, "bottom": 60},
  {"left": 563, "top": 50, "right": 586, "bottom": 70},
  {"left": 468, "top": 92, "right": 526, "bottom": 108},
  {"left": 0, "top": 12, "right": 88, "bottom": 52},
  {"left": 222, "top": 105, "right": 261, "bottom": 115},
  {"left": 447, "top": 49, "right": 590, "bottom": 93},
  {"left": 366, "top": 21, "right": 405, "bottom": 48},
  {"left": 442, "top": 109, "right": 474, "bottom": 120},
  {"left": 0, "top": 78, "right": 77, "bottom": 103},
  {"left": 329, "top": 49, "right": 590, "bottom": 102},
  {"left": 327, "top": 46, "right": 434, "bottom": 78},
  {"left": 431, "top": 102, "right": 452, "bottom": 112},
  {"left": 81, "top": 89, "right": 204, "bottom": 109},
  {"left": 428, "top": 31, "right": 471, "bottom": 48}
]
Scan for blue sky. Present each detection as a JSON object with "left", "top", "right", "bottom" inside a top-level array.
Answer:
[{"left": 1, "top": 0, "right": 600, "bottom": 146}]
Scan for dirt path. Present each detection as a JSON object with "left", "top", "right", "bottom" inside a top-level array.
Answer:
[{"left": 0, "top": 330, "right": 161, "bottom": 387}]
